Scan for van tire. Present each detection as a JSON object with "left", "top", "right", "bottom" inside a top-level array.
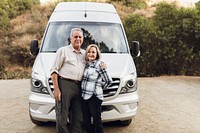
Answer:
[{"left": 120, "top": 119, "right": 132, "bottom": 126}]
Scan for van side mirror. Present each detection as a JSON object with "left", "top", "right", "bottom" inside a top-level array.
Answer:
[
  {"left": 130, "top": 41, "right": 140, "bottom": 57},
  {"left": 30, "top": 39, "right": 39, "bottom": 55}
]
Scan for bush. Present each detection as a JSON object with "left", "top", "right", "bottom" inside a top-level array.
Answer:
[
  {"left": 0, "top": 64, "right": 5, "bottom": 79},
  {"left": 2, "top": 45, "right": 34, "bottom": 67},
  {"left": 0, "top": 8, "right": 9, "bottom": 29},
  {"left": 124, "top": 2, "right": 200, "bottom": 76},
  {"left": 1, "top": 66, "right": 31, "bottom": 79}
]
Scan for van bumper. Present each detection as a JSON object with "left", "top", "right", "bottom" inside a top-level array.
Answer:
[
  {"left": 102, "top": 92, "right": 139, "bottom": 122},
  {"left": 29, "top": 92, "right": 55, "bottom": 122},
  {"left": 29, "top": 92, "right": 139, "bottom": 122}
]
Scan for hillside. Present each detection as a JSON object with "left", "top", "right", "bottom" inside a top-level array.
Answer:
[
  {"left": 146, "top": 0, "right": 197, "bottom": 8},
  {"left": 0, "top": 3, "right": 54, "bottom": 79},
  {"left": 0, "top": 0, "right": 199, "bottom": 79}
]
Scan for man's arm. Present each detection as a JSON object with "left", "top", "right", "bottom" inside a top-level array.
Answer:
[{"left": 51, "top": 72, "right": 61, "bottom": 101}]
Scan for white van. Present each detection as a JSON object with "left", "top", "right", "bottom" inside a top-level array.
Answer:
[{"left": 29, "top": 2, "right": 140, "bottom": 126}]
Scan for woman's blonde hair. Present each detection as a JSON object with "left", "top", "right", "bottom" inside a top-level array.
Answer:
[{"left": 85, "top": 44, "right": 101, "bottom": 61}]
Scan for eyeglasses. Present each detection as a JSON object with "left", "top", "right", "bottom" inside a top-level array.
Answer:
[{"left": 73, "top": 36, "right": 82, "bottom": 39}]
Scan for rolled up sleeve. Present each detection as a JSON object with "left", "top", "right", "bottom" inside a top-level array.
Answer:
[{"left": 50, "top": 48, "right": 65, "bottom": 75}]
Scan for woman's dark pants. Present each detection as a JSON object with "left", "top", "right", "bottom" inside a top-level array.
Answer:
[{"left": 83, "top": 95, "right": 103, "bottom": 133}]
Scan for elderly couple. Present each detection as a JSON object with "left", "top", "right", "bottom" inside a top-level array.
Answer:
[{"left": 50, "top": 28, "right": 112, "bottom": 133}]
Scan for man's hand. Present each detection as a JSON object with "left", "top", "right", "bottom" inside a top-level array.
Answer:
[
  {"left": 101, "top": 61, "right": 107, "bottom": 69},
  {"left": 51, "top": 73, "right": 61, "bottom": 101},
  {"left": 54, "top": 88, "right": 61, "bottom": 101}
]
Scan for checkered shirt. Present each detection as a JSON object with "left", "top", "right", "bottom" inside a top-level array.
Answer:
[{"left": 81, "top": 60, "right": 112, "bottom": 100}]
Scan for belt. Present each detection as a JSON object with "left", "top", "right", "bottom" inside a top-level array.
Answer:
[{"left": 59, "top": 76, "right": 81, "bottom": 84}]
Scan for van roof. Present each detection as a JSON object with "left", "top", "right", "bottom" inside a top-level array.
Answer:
[{"left": 54, "top": 2, "right": 117, "bottom": 14}]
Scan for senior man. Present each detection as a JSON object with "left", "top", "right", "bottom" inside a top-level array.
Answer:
[{"left": 51, "top": 28, "right": 85, "bottom": 133}]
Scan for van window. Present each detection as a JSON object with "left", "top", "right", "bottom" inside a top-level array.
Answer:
[{"left": 41, "top": 22, "right": 128, "bottom": 53}]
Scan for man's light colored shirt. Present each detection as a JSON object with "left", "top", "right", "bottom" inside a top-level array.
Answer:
[
  {"left": 50, "top": 44, "right": 86, "bottom": 81},
  {"left": 81, "top": 60, "right": 112, "bottom": 100}
]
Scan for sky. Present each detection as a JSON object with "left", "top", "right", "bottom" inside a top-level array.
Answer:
[
  {"left": 179, "top": 0, "right": 199, "bottom": 7},
  {"left": 40, "top": 0, "right": 56, "bottom": 4},
  {"left": 40, "top": 0, "right": 49, "bottom": 3}
]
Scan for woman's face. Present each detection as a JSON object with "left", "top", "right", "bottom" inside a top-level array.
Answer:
[{"left": 87, "top": 47, "right": 97, "bottom": 62}]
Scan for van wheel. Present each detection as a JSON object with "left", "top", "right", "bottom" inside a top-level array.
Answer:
[
  {"left": 120, "top": 119, "right": 132, "bottom": 126},
  {"left": 30, "top": 114, "right": 46, "bottom": 126}
]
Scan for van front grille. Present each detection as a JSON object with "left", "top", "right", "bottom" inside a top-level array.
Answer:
[
  {"left": 48, "top": 78, "right": 54, "bottom": 93},
  {"left": 103, "top": 78, "right": 120, "bottom": 97},
  {"left": 48, "top": 78, "right": 120, "bottom": 98}
]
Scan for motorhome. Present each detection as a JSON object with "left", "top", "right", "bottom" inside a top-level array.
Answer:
[{"left": 29, "top": 2, "right": 140, "bottom": 126}]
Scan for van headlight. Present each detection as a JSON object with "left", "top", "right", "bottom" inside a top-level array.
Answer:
[
  {"left": 31, "top": 78, "right": 49, "bottom": 94},
  {"left": 120, "top": 73, "right": 137, "bottom": 94}
]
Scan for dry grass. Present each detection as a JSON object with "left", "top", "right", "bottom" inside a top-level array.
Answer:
[
  {"left": 8, "top": 4, "right": 53, "bottom": 48},
  {"left": 1, "top": 4, "right": 54, "bottom": 79},
  {"left": 4, "top": 65, "right": 32, "bottom": 79},
  {"left": 11, "top": 34, "right": 35, "bottom": 47},
  {"left": 111, "top": 2, "right": 134, "bottom": 21},
  {"left": 10, "top": 4, "right": 52, "bottom": 37},
  {"left": 10, "top": 13, "right": 32, "bottom": 26},
  {"left": 6, "top": 65, "right": 31, "bottom": 72},
  {"left": 134, "top": 7, "right": 156, "bottom": 18}
]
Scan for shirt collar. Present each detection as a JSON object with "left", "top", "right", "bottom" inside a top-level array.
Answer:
[
  {"left": 69, "top": 44, "right": 84, "bottom": 54},
  {"left": 86, "top": 60, "right": 98, "bottom": 67}
]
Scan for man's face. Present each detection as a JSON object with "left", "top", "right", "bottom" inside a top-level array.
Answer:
[{"left": 70, "top": 31, "right": 83, "bottom": 50}]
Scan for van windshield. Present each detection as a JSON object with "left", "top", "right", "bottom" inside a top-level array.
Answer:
[{"left": 41, "top": 22, "right": 128, "bottom": 53}]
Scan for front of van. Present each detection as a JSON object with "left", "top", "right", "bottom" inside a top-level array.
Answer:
[
  {"left": 29, "top": 2, "right": 139, "bottom": 126},
  {"left": 101, "top": 54, "right": 139, "bottom": 125},
  {"left": 29, "top": 51, "right": 139, "bottom": 126}
]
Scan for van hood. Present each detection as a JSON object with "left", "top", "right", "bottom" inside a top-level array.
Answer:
[
  {"left": 101, "top": 54, "right": 136, "bottom": 78},
  {"left": 32, "top": 53, "right": 136, "bottom": 79}
]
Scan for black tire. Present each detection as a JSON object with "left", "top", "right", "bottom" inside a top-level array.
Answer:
[{"left": 120, "top": 119, "right": 132, "bottom": 126}]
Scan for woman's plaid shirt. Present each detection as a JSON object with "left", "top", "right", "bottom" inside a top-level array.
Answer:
[{"left": 81, "top": 60, "right": 112, "bottom": 100}]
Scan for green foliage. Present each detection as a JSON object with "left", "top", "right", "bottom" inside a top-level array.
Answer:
[
  {"left": 0, "top": 0, "right": 9, "bottom": 29},
  {"left": 124, "top": 2, "right": 200, "bottom": 76},
  {"left": 0, "top": 0, "right": 39, "bottom": 29},
  {"left": 0, "top": 8, "right": 9, "bottom": 28},
  {"left": 7, "top": 0, "right": 33, "bottom": 18},
  {"left": 0, "top": 64, "right": 5, "bottom": 79},
  {"left": 125, "top": 14, "right": 161, "bottom": 76}
]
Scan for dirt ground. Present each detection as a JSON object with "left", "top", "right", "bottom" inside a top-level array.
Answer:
[{"left": 0, "top": 76, "right": 200, "bottom": 133}]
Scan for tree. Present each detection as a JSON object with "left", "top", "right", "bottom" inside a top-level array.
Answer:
[{"left": 124, "top": 2, "right": 200, "bottom": 76}]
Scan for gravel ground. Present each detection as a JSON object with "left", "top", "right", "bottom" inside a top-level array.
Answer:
[{"left": 0, "top": 76, "right": 200, "bottom": 133}]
